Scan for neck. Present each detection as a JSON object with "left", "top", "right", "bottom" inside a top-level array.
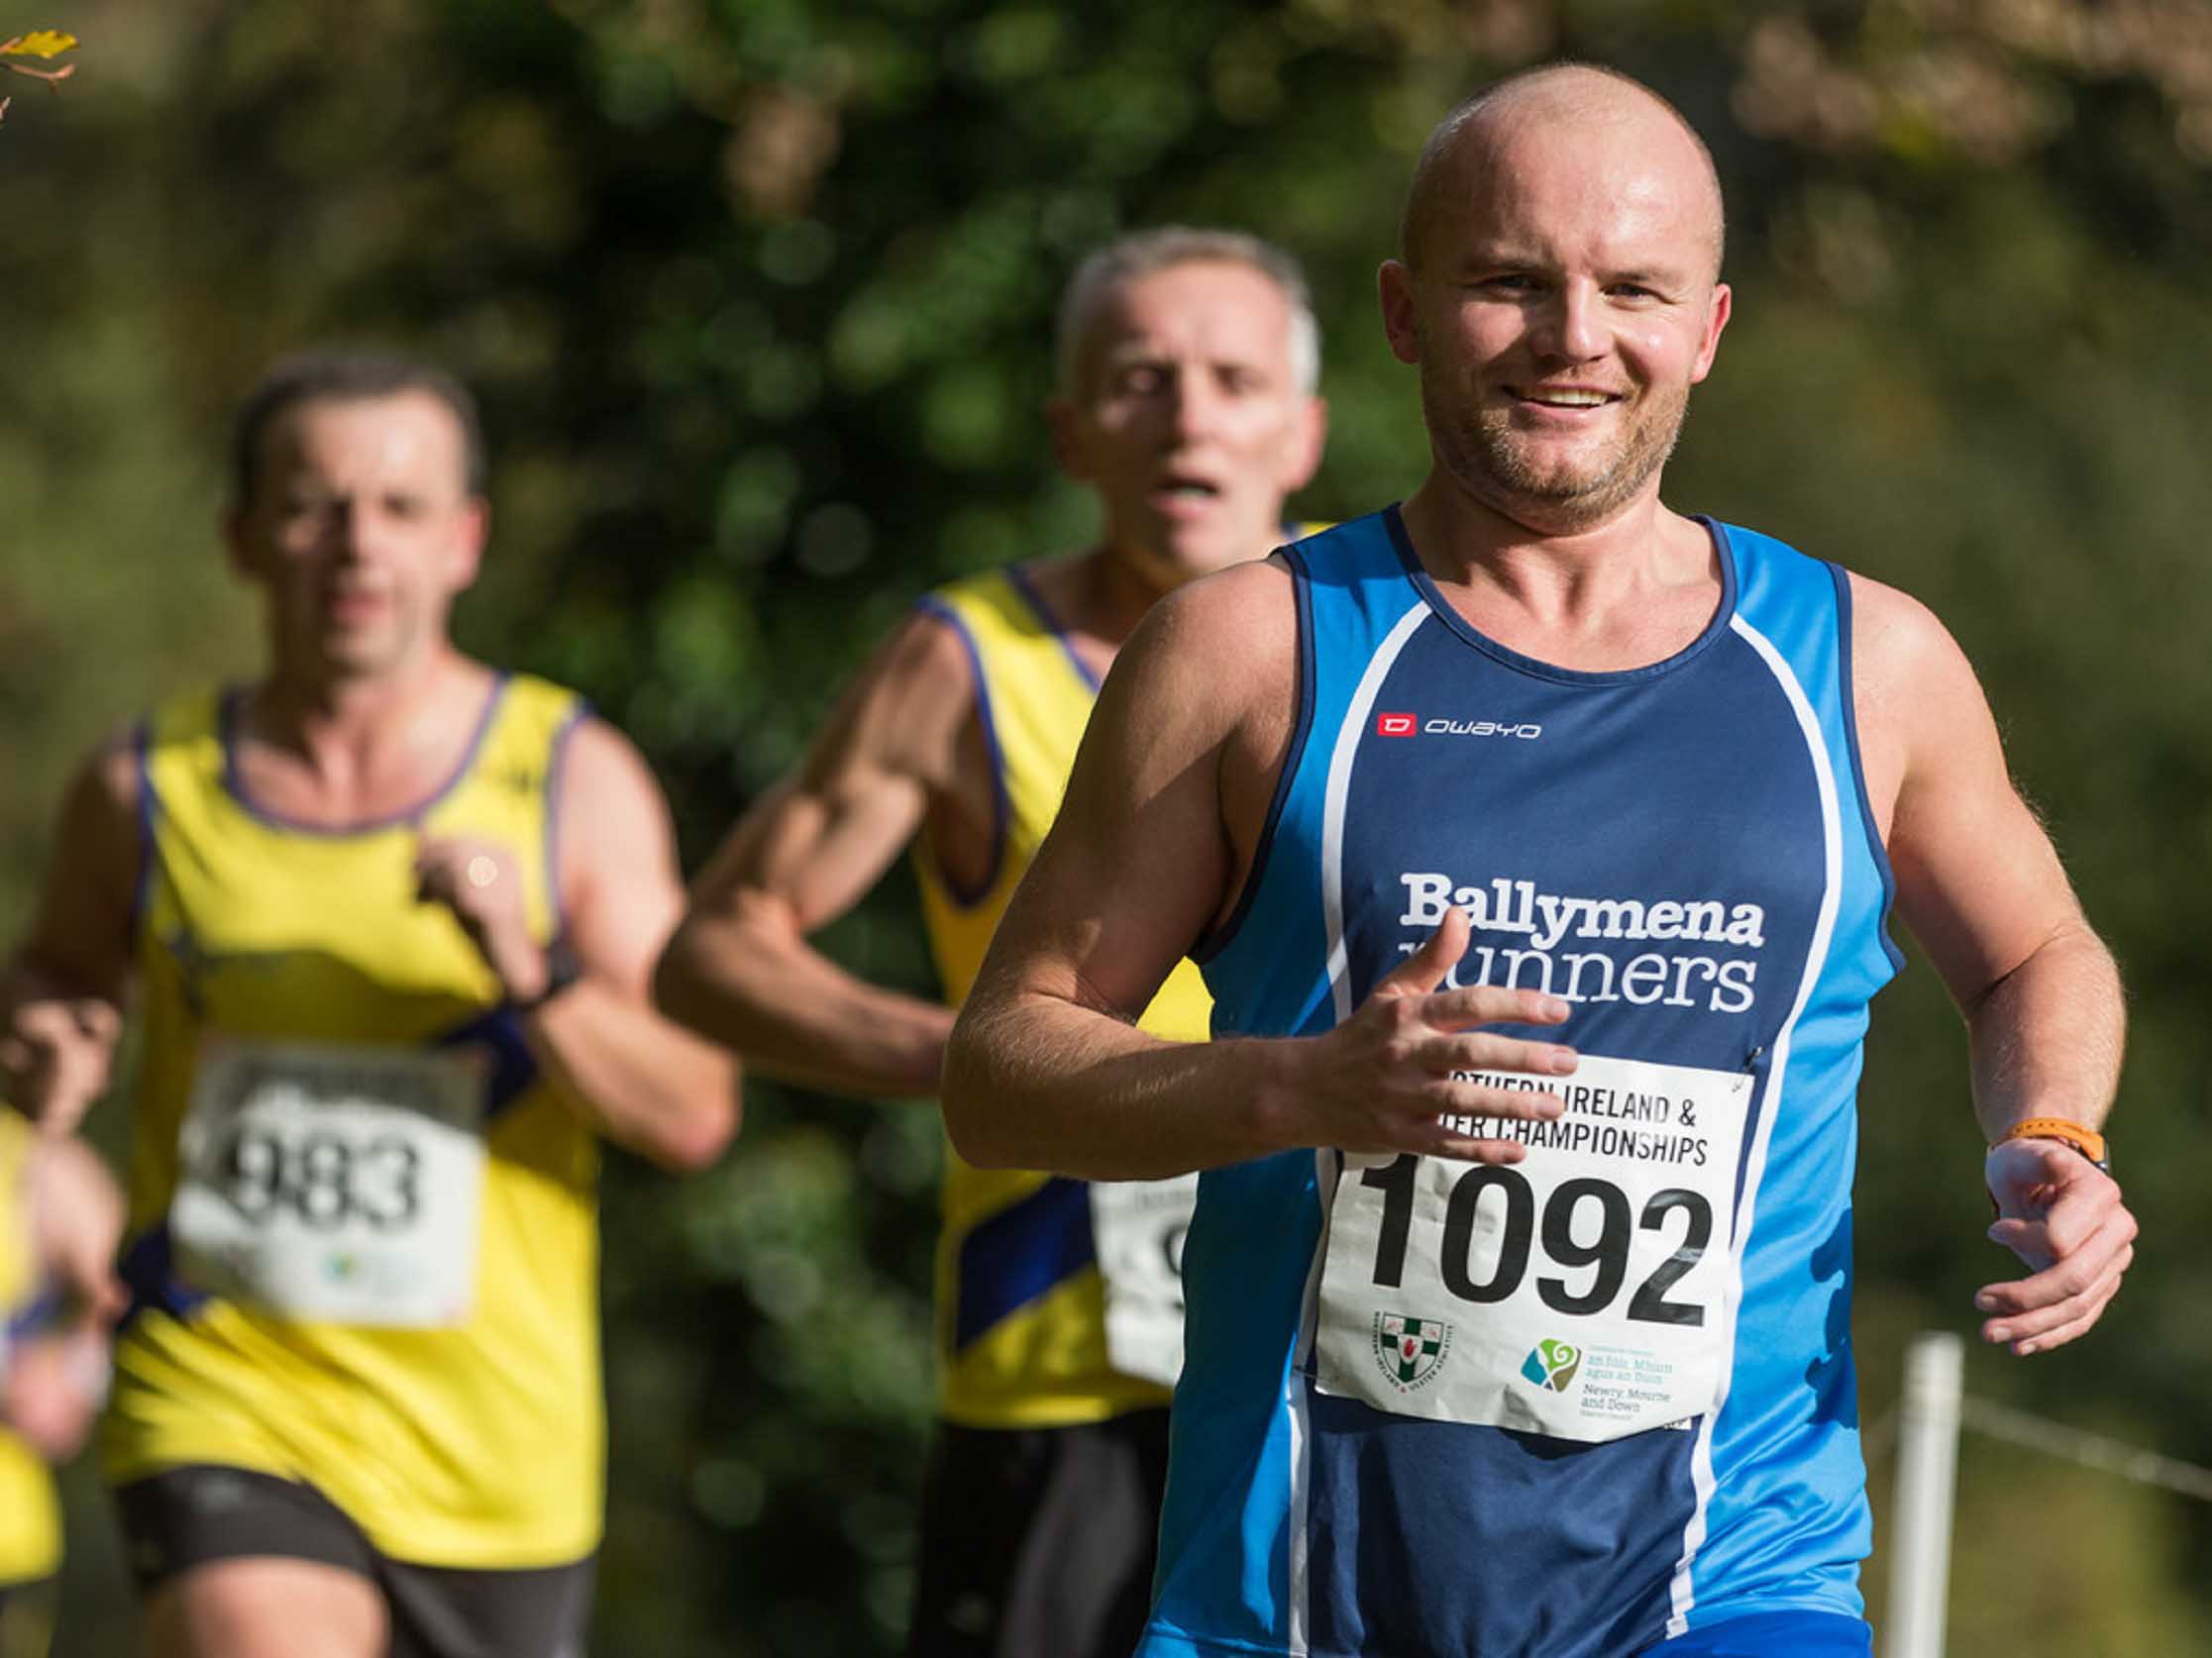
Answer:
[
  {"left": 246, "top": 648, "right": 483, "bottom": 772},
  {"left": 1399, "top": 472, "right": 1700, "bottom": 625},
  {"left": 1083, "top": 542, "right": 1182, "bottom": 647}
]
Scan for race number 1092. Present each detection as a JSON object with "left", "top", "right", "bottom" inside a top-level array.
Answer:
[{"left": 1356, "top": 1153, "right": 1711, "bottom": 1326}]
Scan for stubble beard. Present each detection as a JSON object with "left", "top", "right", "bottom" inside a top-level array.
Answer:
[
  {"left": 1422, "top": 367, "right": 1692, "bottom": 536},
  {"left": 297, "top": 597, "right": 424, "bottom": 686}
]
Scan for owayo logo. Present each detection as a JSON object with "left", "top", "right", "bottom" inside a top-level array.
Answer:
[
  {"left": 1373, "top": 711, "right": 1541, "bottom": 740},
  {"left": 1521, "top": 1337, "right": 1583, "bottom": 1393}
]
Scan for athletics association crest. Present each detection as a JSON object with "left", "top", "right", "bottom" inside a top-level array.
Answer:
[{"left": 1372, "top": 1311, "right": 1450, "bottom": 1393}]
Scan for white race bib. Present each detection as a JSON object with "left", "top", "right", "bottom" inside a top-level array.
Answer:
[
  {"left": 1314, "top": 1054, "right": 1754, "bottom": 1442},
  {"left": 1092, "top": 1174, "right": 1197, "bottom": 1389},
  {"left": 171, "top": 1040, "right": 488, "bottom": 1328}
]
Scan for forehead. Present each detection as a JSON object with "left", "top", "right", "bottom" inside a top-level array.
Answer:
[
  {"left": 1426, "top": 108, "right": 1719, "bottom": 277},
  {"left": 1080, "top": 260, "right": 1297, "bottom": 373},
  {"left": 260, "top": 391, "right": 470, "bottom": 487}
]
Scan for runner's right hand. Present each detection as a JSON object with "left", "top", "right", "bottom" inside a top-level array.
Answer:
[
  {"left": 1, "top": 997, "right": 121, "bottom": 1132},
  {"left": 1278, "top": 907, "right": 1577, "bottom": 1162}
]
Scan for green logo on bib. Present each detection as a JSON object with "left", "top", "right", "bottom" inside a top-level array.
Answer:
[
  {"left": 1373, "top": 1311, "right": 1450, "bottom": 1392},
  {"left": 1521, "top": 1337, "right": 1582, "bottom": 1393}
]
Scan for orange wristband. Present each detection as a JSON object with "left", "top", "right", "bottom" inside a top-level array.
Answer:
[{"left": 1992, "top": 1116, "right": 2109, "bottom": 1172}]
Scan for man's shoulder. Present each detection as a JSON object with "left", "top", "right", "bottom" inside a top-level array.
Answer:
[
  {"left": 1837, "top": 570, "right": 1977, "bottom": 710},
  {"left": 1706, "top": 516, "right": 1836, "bottom": 587},
  {"left": 920, "top": 561, "right": 1036, "bottom": 621},
  {"left": 919, "top": 559, "right": 1075, "bottom": 662},
  {"left": 786, "top": 598, "right": 986, "bottom": 781},
  {"left": 883, "top": 592, "right": 987, "bottom": 699},
  {"left": 1276, "top": 507, "right": 1392, "bottom": 564},
  {"left": 1706, "top": 527, "right": 1965, "bottom": 691},
  {"left": 1118, "top": 556, "right": 1300, "bottom": 703},
  {"left": 1835, "top": 568, "right": 1955, "bottom": 653},
  {"left": 88, "top": 691, "right": 217, "bottom": 812},
  {"left": 491, "top": 669, "right": 590, "bottom": 744},
  {"left": 897, "top": 559, "right": 1087, "bottom": 719},
  {"left": 136, "top": 683, "right": 227, "bottom": 750}
]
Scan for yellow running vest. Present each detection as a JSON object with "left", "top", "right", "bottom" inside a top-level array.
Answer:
[
  {"left": 104, "top": 676, "right": 603, "bottom": 1569},
  {"left": 0, "top": 1112, "right": 60, "bottom": 1589},
  {"left": 914, "top": 567, "right": 1212, "bottom": 1429}
]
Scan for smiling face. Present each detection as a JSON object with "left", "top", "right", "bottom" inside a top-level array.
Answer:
[
  {"left": 225, "top": 391, "right": 485, "bottom": 686},
  {"left": 1382, "top": 75, "right": 1731, "bottom": 537},
  {"left": 1050, "top": 259, "right": 1325, "bottom": 590}
]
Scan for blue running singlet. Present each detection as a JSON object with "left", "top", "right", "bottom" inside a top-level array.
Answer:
[{"left": 1144, "top": 508, "right": 1901, "bottom": 1658}]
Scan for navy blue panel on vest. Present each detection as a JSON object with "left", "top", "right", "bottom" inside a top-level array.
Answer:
[
  {"left": 1307, "top": 1393, "right": 1695, "bottom": 1657},
  {"left": 431, "top": 1005, "right": 542, "bottom": 1121},
  {"left": 119, "top": 1223, "right": 211, "bottom": 1330},
  {"left": 6, "top": 1285, "right": 64, "bottom": 1343},
  {"left": 952, "top": 1175, "right": 1097, "bottom": 1351},
  {"left": 1334, "top": 570, "right": 1823, "bottom": 1071}
]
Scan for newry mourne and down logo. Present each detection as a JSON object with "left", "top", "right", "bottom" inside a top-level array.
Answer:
[{"left": 1521, "top": 1337, "right": 1583, "bottom": 1393}]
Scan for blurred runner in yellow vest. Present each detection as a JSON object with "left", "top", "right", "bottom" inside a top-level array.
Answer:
[
  {"left": 0, "top": 1111, "right": 123, "bottom": 1658},
  {"left": 657, "top": 227, "right": 1327, "bottom": 1658},
  {"left": 0, "top": 350, "right": 738, "bottom": 1658}
]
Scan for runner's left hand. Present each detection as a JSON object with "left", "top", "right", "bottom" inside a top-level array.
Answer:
[
  {"left": 1977, "top": 1137, "right": 2135, "bottom": 1356},
  {"left": 414, "top": 835, "right": 549, "bottom": 1002},
  {"left": 2, "top": 1323, "right": 108, "bottom": 1461}
]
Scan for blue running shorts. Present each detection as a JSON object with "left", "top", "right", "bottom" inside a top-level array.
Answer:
[{"left": 1644, "top": 1610, "right": 1872, "bottom": 1656}]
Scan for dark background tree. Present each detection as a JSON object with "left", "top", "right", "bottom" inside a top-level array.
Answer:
[{"left": 4, "top": 1, "right": 2210, "bottom": 1651}]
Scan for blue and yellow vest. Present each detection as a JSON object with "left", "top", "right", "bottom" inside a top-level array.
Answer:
[
  {"left": 0, "top": 1111, "right": 61, "bottom": 1591},
  {"left": 105, "top": 675, "right": 603, "bottom": 1569},
  {"left": 914, "top": 566, "right": 1212, "bottom": 1429}
]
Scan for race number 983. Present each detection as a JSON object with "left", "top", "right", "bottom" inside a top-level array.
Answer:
[{"left": 218, "top": 1123, "right": 424, "bottom": 1232}]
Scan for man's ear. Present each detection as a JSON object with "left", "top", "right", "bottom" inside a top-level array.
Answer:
[
  {"left": 1378, "top": 260, "right": 1422, "bottom": 367},
  {"left": 1047, "top": 396, "right": 1092, "bottom": 484},
  {"left": 446, "top": 496, "right": 490, "bottom": 588},
  {"left": 1690, "top": 282, "right": 1733, "bottom": 385},
  {"left": 1281, "top": 395, "right": 1328, "bottom": 495},
  {"left": 220, "top": 503, "right": 256, "bottom": 581}
]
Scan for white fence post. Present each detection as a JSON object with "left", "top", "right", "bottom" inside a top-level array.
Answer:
[{"left": 1885, "top": 1331, "right": 1965, "bottom": 1658}]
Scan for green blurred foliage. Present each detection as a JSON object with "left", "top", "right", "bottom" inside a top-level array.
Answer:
[{"left": 6, "top": 0, "right": 2212, "bottom": 1651}]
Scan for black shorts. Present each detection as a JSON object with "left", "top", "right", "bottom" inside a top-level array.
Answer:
[
  {"left": 0, "top": 1576, "right": 56, "bottom": 1658},
  {"left": 907, "top": 1408, "right": 1170, "bottom": 1658},
  {"left": 112, "top": 1465, "right": 593, "bottom": 1658}
]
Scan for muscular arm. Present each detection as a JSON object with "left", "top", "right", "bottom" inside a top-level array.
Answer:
[
  {"left": 1, "top": 737, "right": 139, "bottom": 1132},
  {"left": 1856, "top": 577, "right": 2125, "bottom": 1131},
  {"left": 515, "top": 720, "right": 740, "bottom": 1173},
  {"left": 1854, "top": 575, "right": 2133, "bottom": 1352},
  {"left": 652, "top": 611, "right": 976, "bottom": 1099},
  {"left": 944, "top": 561, "right": 1572, "bottom": 1180},
  {"left": 945, "top": 565, "right": 1278, "bottom": 1178}
]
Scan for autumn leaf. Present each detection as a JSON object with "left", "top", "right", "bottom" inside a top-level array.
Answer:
[
  {"left": 0, "top": 28, "right": 78, "bottom": 121},
  {"left": 0, "top": 31, "right": 79, "bottom": 59}
]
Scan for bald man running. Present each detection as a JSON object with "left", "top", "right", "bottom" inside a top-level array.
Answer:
[{"left": 944, "top": 65, "right": 2135, "bottom": 1658}]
